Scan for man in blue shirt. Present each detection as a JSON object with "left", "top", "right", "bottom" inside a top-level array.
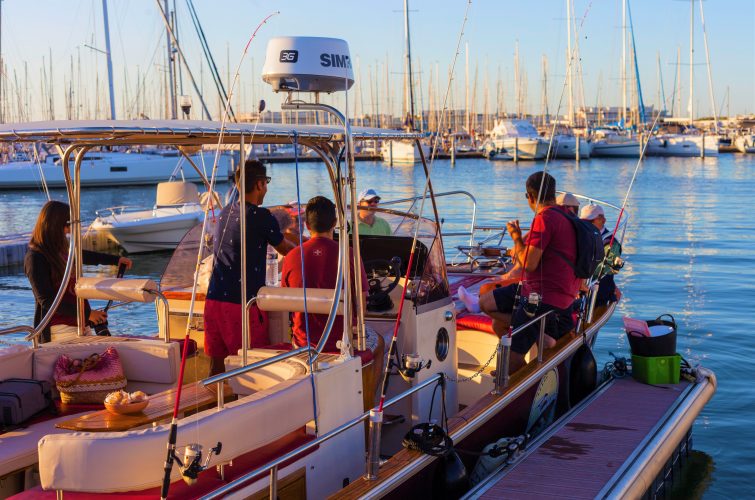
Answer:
[{"left": 204, "top": 160, "right": 294, "bottom": 375}]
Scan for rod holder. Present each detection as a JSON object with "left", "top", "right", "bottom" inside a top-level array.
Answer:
[
  {"left": 537, "top": 315, "right": 547, "bottom": 364},
  {"left": 493, "top": 336, "right": 512, "bottom": 395},
  {"left": 365, "top": 409, "right": 383, "bottom": 480}
]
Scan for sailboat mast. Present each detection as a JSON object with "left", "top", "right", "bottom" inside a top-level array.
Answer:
[
  {"left": 163, "top": 0, "right": 176, "bottom": 119},
  {"left": 566, "top": 0, "right": 574, "bottom": 126},
  {"left": 689, "top": 0, "right": 694, "bottom": 123},
  {"left": 101, "top": 0, "right": 116, "bottom": 119},
  {"left": 403, "top": 0, "right": 415, "bottom": 130},
  {"left": 621, "top": 0, "right": 627, "bottom": 125}
]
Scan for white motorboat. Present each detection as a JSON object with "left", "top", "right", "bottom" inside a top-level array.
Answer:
[
  {"left": 90, "top": 181, "right": 220, "bottom": 253},
  {"left": 381, "top": 139, "right": 431, "bottom": 164},
  {"left": 0, "top": 36, "right": 710, "bottom": 500},
  {"left": 646, "top": 133, "right": 719, "bottom": 157},
  {"left": 551, "top": 134, "right": 592, "bottom": 159},
  {"left": 734, "top": 134, "right": 755, "bottom": 153},
  {"left": 590, "top": 128, "right": 641, "bottom": 158},
  {"left": 0, "top": 147, "right": 232, "bottom": 190},
  {"left": 485, "top": 119, "right": 549, "bottom": 160}
]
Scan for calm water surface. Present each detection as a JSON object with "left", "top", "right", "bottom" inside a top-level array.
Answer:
[{"left": 1, "top": 154, "right": 752, "bottom": 498}]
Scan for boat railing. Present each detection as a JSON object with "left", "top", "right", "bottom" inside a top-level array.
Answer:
[
  {"left": 493, "top": 309, "right": 555, "bottom": 394},
  {"left": 199, "top": 373, "right": 444, "bottom": 500},
  {"left": 380, "top": 190, "right": 478, "bottom": 246}
]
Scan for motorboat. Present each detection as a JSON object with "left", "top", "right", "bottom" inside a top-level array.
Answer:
[
  {"left": 90, "top": 181, "right": 222, "bottom": 253},
  {"left": 646, "top": 133, "right": 719, "bottom": 157},
  {"left": 0, "top": 36, "right": 713, "bottom": 500},
  {"left": 734, "top": 133, "right": 755, "bottom": 153},
  {"left": 551, "top": 134, "right": 592, "bottom": 159},
  {"left": 484, "top": 119, "right": 549, "bottom": 160},
  {"left": 0, "top": 146, "right": 232, "bottom": 190},
  {"left": 381, "top": 139, "right": 431, "bottom": 164},
  {"left": 590, "top": 128, "right": 641, "bottom": 158}
]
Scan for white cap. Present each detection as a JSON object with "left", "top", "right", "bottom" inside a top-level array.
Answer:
[
  {"left": 580, "top": 204, "right": 605, "bottom": 220},
  {"left": 358, "top": 188, "right": 380, "bottom": 202},
  {"left": 556, "top": 192, "right": 580, "bottom": 207}
]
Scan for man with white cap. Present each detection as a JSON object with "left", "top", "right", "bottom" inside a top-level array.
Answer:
[
  {"left": 556, "top": 192, "right": 580, "bottom": 216},
  {"left": 580, "top": 204, "right": 622, "bottom": 305},
  {"left": 357, "top": 188, "right": 392, "bottom": 236}
]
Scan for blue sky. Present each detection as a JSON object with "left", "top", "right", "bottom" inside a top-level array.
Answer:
[{"left": 1, "top": 0, "right": 753, "bottom": 122}]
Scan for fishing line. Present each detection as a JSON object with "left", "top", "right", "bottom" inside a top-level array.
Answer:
[
  {"left": 377, "top": 0, "right": 472, "bottom": 413},
  {"left": 292, "top": 131, "right": 319, "bottom": 433},
  {"left": 160, "top": 12, "right": 279, "bottom": 500}
]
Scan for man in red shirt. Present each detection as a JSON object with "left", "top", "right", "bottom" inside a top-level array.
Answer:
[
  {"left": 281, "top": 196, "right": 368, "bottom": 352},
  {"left": 480, "top": 171, "right": 580, "bottom": 372}
]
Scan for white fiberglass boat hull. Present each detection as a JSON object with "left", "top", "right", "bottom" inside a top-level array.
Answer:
[
  {"left": 591, "top": 139, "right": 641, "bottom": 158},
  {"left": 91, "top": 207, "right": 204, "bottom": 253},
  {"left": 0, "top": 151, "right": 230, "bottom": 189},
  {"left": 552, "top": 136, "right": 592, "bottom": 159},
  {"left": 381, "top": 140, "right": 430, "bottom": 164},
  {"left": 646, "top": 135, "right": 719, "bottom": 157},
  {"left": 734, "top": 135, "right": 755, "bottom": 153}
]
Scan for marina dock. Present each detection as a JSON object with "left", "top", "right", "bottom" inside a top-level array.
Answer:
[{"left": 465, "top": 371, "right": 716, "bottom": 499}]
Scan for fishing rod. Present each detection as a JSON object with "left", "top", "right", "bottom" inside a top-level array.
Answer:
[
  {"left": 159, "top": 12, "right": 279, "bottom": 500},
  {"left": 376, "top": 0, "right": 472, "bottom": 414}
]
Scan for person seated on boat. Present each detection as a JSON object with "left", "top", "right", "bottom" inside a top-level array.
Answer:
[
  {"left": 281, "top": 196, "right": 369, "bottom": 352},
  {"left": 580, "top": 204, "right": 623, "bottom": 306},
  {"left": 204, "top": 160, "right": 295, "bottom": 376},
  {"left": 24, "top": 200, "right": 132, "bottom": 343},
  {"left": 479, "top": 171, "right": 581, "bottom": 373},
  {"left": 356, "top": 188, "right": 392, "bottom": 236},
  {"left": 556, "top": 192, "right": 580, "bottom": 216}
]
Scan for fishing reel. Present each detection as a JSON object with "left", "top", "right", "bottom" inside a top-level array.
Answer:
[
  {"left": 174, "top": 442, "right": 222, "bottom": 485},
  {"left": 398, "top": 353, "right": 431, "bottom": 382},
  {"left": 522, "top": 292, "right": 541, "bottom": 319}
]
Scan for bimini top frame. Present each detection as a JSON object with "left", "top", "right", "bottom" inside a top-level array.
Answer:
[{"left": 0, "top": 120, "right": 421, "bottom": 146}]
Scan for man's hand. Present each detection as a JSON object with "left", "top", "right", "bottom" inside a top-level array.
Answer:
[{"left": 506, "top": 219, "right": 522, "bottom": 244}]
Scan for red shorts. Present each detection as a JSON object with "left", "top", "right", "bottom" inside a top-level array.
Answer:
[{"left": 203, "top": 299, "right": 270, "bottom": 358}]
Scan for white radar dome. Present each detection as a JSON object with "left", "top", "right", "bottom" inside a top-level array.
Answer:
[{"left": 261, "top": 36, "right": 354, "bottom": 93}]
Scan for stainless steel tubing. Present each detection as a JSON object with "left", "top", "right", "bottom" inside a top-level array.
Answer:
[
  {"left": 537, "top": 315, "right": 546, "bottom": 363},
  {"left": 202, "top": 346, "right": 311, "bottom": 387},
  {"left": 365, "top": 409, "right": 384, "bottom": 480},
  {"left": 493, "top": 335, "right": 512, "bottom": 395},
  {"left": 269, "top": 465, "right": 278, "bottom": 500}
]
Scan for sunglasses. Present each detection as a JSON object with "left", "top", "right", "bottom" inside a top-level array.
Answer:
[
  {"left": 256, "top": 176, "right": 271, "bottom": 184},
  {"left": 366, "top": 199, "right": 380, "bottom": 205}
]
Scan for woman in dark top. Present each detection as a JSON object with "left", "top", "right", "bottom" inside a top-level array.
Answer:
[{"left": 24, "top": 200, "right": 131, "bottom": 343}]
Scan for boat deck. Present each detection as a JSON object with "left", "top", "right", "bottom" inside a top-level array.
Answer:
[{"left": 468, "top": 376, "right": 701, "bottom": 499}]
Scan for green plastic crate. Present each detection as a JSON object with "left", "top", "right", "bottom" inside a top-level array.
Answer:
[{"left": 631, "top": 353, "right": 681, "bottom": 385}]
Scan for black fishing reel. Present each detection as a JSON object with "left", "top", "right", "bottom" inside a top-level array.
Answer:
[
  {"left": 365, "top": 256, "right": 402, "bottom": 312},
  {"left": 174, "top": 442, "right": 222, "bottom": 485},
  {"left": 403, "top": 423, "right": 453, "bottom": 457}
]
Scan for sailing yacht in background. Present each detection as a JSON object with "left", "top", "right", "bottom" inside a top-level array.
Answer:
[{"left": 380, "top": 0, "right": 430, "bottom": 165}]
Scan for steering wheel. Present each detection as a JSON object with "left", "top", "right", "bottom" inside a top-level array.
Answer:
[{"left": 364, "top": 256, "right": 402, "bottom": 312}]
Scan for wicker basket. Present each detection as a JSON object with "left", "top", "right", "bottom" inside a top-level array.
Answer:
[{"left": 54, "top": 347, "right": 127, "bottom": 405}]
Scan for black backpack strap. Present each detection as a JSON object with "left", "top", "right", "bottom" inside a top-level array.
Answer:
[{"left": 548, "top": 207, "right": 579, "bottom": 273}]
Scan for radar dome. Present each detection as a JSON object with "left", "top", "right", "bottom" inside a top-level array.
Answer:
[{"left": 261, "top": 37, "right": 354, "bottom": 93}]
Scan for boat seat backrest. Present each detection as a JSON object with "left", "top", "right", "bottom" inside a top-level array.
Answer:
[
  {"left": 75, "top": 277, "right": 158, "bottom": 303},
  {"left": 38, "top": 376, "right": 314, "bottom": 493},
  {"left": 33, "top": 339, "right": 180, "bottom": 388},
  {"left": 155, "top": 181, "right": 200, "bottom": 207},
  {"left": 257, "top": 286, "right": 343, "bottom": 315},
  {"left": 0, "top": 345, "right": 34, "bottom": 380}
]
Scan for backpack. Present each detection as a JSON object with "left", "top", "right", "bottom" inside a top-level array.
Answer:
[{"left": 550, "top": 207, "right": 605, "bottom": 279}]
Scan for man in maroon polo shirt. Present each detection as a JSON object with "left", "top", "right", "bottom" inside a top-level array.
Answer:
[
  {"left": 480, "top": 171, "right": 580, "bottom": 373},
  {"left": 281, "top": 196, "right": 368, "bottom": 352}
]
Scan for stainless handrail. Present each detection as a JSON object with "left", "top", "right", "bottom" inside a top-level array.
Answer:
[
  {"left": 380, "top": 190, "right": 477, "bottom": 246},
  {"left": 202, "top": 346, "right": 312, "bottom": 387},
  {"left": 493, "top": 309, "right": 555, "bottom": 394},
  {"left": 199, "top": 373, "right": 443, "bottom": 500}
]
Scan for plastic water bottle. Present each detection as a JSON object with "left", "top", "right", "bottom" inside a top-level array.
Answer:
[{"left": 265, "top": 246, "right": 279, "bottom": 286}]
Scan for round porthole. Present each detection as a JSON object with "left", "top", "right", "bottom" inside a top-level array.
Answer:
[{"left": 435, "top": 327, "right": 449, "bottom": 362}]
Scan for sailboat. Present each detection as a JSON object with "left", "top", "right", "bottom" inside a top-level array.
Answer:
[{"left": 381, "top": 0, "right": 430, "bottom": 165}]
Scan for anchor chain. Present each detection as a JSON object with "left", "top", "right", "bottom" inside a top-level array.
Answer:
[{"left": 445, "top": 343, "right": 499, "bottom": 383}]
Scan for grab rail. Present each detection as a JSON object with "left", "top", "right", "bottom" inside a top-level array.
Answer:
[
  {"left": 380, "top": 190, "right": 477, "bottom": 246},
  {"left": 493, "top": 309, "right": 554, "bottom": 394},
  {"left": 199, "top": 373, "right": 443, "bottom": 500}
]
